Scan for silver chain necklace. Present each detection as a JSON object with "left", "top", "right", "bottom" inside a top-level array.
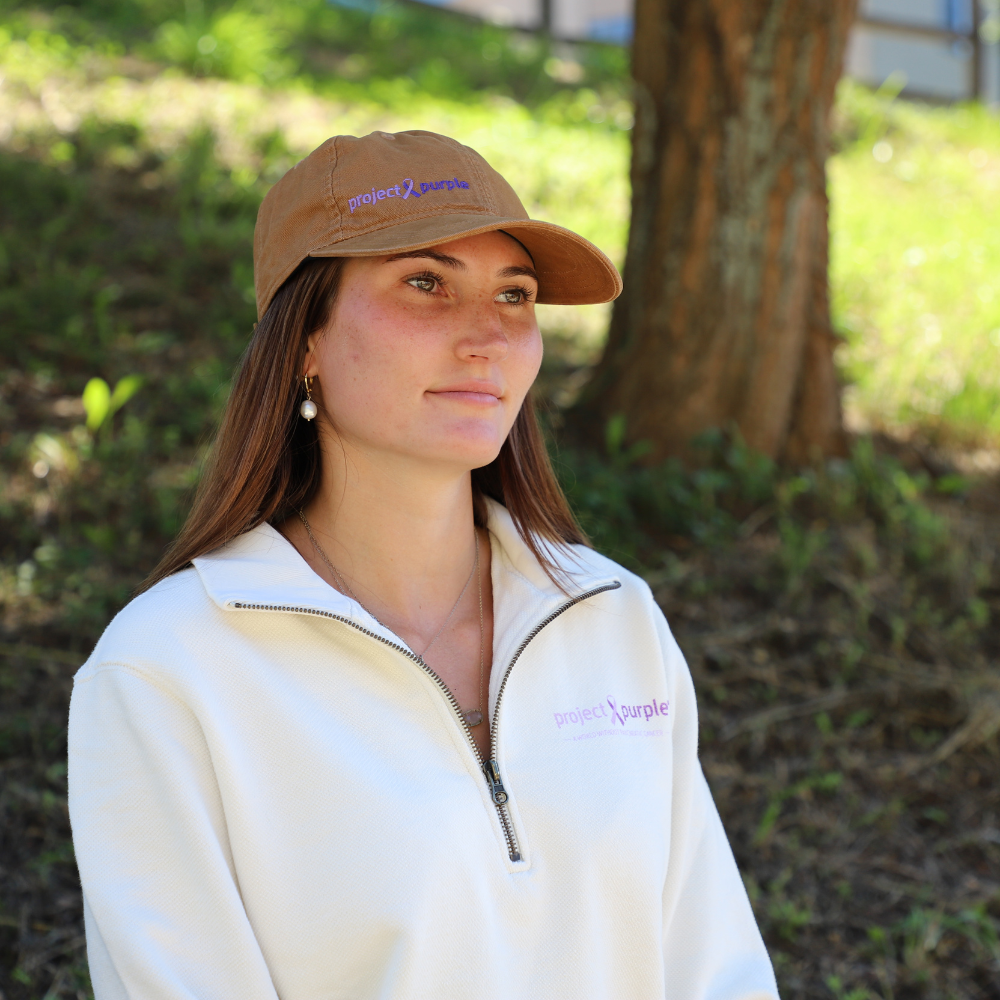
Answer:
[{"left": 297, "top": 511, "right": 486, "bottom": 727}]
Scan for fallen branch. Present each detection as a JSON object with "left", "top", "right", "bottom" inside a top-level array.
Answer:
[
  {"left": 907, "top": 691, "right": 1000, "bottom": 774},
  {"left": 719, "top": 688, "right": 866, "bottom": 740}
]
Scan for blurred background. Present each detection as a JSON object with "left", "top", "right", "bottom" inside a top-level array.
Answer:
[{"left": 1, "top": 1, "right": 999, "bottom": 997}]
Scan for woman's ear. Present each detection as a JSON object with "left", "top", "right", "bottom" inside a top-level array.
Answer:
[{"left": 303, "top": 329, "right": 325, "bottom": 378}]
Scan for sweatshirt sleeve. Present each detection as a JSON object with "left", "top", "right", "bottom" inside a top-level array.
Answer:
[
  {"left": 655, "top": 609, "right": 780, "bottom": 1000},
  {"left": 68, "top": 662, "right": 279, "bottom": 1000}
]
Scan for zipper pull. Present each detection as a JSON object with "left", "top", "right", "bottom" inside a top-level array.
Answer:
[{"left": 482, "top": 759, "right": 510, "bottom": 805}]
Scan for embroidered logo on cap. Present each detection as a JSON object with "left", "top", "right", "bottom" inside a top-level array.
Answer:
[{"left": 348, "top": 177, "right": 470, "bottom": 214}]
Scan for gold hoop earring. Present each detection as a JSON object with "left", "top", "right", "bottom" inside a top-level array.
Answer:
[{"left": 299, "top": 376, "right": 317, "bottom": 421}]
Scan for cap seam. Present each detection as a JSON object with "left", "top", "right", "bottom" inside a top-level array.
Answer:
[
  {"left": 466, "top": 151, "right": 496, "bottom": 214},
  {"left": 327, "top": 137, "right": 343, "bottom": 235}
]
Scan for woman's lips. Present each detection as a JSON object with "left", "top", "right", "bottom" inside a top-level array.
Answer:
[
  {"left": 427, "top": 384, "right": 502, "bottom": 405},
  {"left": 428, "top": 391, "right": 501, "bottom": 405}
]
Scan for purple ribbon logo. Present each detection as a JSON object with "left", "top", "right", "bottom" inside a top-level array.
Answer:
[
  {"left": 553, "top": 696, "right": 669, "bottom": 730},
  {"left": 348, "top": 176, "right": 470, "bottom": 213}
]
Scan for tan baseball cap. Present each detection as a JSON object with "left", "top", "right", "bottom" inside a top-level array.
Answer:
[{"left": 253, "top": 129, "right": 623, "bottom": 319}]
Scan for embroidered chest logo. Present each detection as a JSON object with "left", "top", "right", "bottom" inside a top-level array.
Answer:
[
  {"left": 348, "top": 177, "right": 471, "bottom": 214},
  {"left": 553, "top": 696, "right": 669, "bottom": 740}
]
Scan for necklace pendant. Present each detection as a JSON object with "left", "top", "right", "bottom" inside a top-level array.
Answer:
[{"left": 463, "top": 709, "right": 484, "bottom": 727}]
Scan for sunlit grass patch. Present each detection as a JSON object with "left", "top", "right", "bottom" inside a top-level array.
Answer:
[{"left": 832, "top": 82, "right": 1000, "bottom": 447}]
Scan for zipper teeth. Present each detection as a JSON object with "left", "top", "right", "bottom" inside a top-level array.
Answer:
[
  {"left": 488, "top": 581, "right": 622, "bottom": 751},
  {"left": 230, "top": 602, "right": 482, "bottom": 758},
  {"left": 232, "top": 579, "right": 622, "bottom": 864}
]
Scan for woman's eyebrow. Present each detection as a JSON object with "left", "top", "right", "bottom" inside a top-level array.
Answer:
[
  {"left": 498, "top": 264, "right": 538, "bottom": 281},
  {"left": 383, "top": 250, "right": 466, "bottom": 269}
]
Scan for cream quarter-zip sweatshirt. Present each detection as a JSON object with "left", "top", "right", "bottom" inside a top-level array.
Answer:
[{"left": 68, "top": 501, "right": 778, "bottom": 1000}]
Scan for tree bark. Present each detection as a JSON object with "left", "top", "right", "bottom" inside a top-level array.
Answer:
[{"left": 572, "top": 0, "right": 856, "bottom": 462}]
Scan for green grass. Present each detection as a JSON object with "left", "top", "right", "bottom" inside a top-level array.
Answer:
[{"left": 832, "top": 81, "right": 1000, "bottom": 447}]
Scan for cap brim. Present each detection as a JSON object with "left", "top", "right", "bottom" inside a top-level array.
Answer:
[{"left": 308, "top": 213, "right": 622, "bottom": 306}]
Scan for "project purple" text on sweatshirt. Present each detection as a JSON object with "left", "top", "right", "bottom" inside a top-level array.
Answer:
[{"left": 554, "top": 696, "right": 669, "bottom": 730}]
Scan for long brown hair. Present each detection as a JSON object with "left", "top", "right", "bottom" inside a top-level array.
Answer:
[{"left": 139, "top": 256, "right": 586, "bottom": 594}]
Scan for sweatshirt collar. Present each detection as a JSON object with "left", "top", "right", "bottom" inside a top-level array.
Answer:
[
  {"left": 193, "top": 500, "right": 619, "bottom": 666},
  {"left": 193, "top": 519, "right": 406, "bottom": 649}
]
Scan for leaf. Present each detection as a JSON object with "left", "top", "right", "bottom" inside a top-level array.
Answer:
[
  {"left": 81, "top": 377, "right": 111, "bottom": 432},
  {"left": 623, "top": 440, "right": 653, "bottom": 464},
  {"left": 108, "top": 374, "right": 143, "bottom": 417},
  {"left": 81, "top": 374, "right": 142, "bottom": 433},
  {"left": 605, "top": 412, "right": 626, "bottom": 457}
]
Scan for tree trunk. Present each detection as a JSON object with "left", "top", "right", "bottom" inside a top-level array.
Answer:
[{"left": 572, "top": 0, "right": 856, "bottom": 463}]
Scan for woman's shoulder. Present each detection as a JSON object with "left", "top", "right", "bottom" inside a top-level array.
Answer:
[
  {"left": 547, "top": 540, "right": 659, "bottom": 619},
  {"left": 74, "top": 566, "right": 219, "bottom": 687},
  {"left": 565, "top": 541, "right": 647, "bottom": 589}
]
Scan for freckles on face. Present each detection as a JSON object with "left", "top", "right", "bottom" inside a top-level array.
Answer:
[
  {"left": 309, "top": 231, "right": 543, "bottom": 470},
  {"left": 326, "top": 289, "right": 435, "bottom": 439}
]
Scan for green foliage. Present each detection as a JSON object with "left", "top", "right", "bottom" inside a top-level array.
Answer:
[
  {"left": 557, "top": 426, "right": 778, "bottom": 564},
  {"left": 0, "top": 0, "right": 629, "bottom": 106},
  {"left": 82, "top": 375, "right": 142, "bottom": 432},
  {"left": 0, "top": 126, "right": 258, "bottom": 639},
  {"left": 856, "top": 905, "right": 1000, "bottom": 990},
  {"left": 154, "top": 7, "right": 295, "bottom": 84},
  {"left": 557, "top": 424, "right": 954, "bottom": 595},
  {"left": 824, "top": 978, "right": 870, "bottom": 1000},
  {"left": 0, "top": 645, "right": 94, "bottom": 999}
]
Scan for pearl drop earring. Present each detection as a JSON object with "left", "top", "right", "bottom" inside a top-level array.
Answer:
[{"left": 300, "top": 376, "right": 317, "bottom": 421}]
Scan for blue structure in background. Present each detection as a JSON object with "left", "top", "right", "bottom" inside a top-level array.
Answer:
[
  {"left": 587, "top": 15, "right": 632, "bottom": 44},
  {"left": 334, "top": 0, "right": 998, "bottom": 103},
  {"left": 852, "top": 0, "right": 995, "bottom": 100},
  {"left": 329, "top": 0, "right": 382, "bottom": 12},
  {"left": 944, "top": 0, "right": 974, "bottom": 34}
]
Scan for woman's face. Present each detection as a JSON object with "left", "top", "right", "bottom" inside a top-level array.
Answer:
[{"left": 306, "top": 230, "right": 543, "bottom": 474}]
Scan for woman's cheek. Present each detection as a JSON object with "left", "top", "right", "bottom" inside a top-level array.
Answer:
[{"left": 511, "top": 328, "right": 543, "bottom": 389}]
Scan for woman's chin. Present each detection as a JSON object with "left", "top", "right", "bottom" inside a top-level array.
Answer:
[
  {"left": 408, "top": 422, "right": 506, "bottom": 469},
  {"left": 405, "top": 437, "right": 504, "bottom": 473}
]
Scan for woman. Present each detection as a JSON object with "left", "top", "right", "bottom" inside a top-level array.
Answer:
[{"left": 68, "top": 130, "right": 778, "bottom": 1000}]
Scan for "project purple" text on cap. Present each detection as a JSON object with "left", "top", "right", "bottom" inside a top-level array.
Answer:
[{"left": 348, "top": 177, "right": 470, "bottom": 213}]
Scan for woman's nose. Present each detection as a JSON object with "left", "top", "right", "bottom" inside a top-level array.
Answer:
[{"left": 455, "top": 294, "right": 509, "bottom": 363}]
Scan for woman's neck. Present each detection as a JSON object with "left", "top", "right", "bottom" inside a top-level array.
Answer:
[{"left": 287, "top": 436, "right": 481, "bottom": 646}]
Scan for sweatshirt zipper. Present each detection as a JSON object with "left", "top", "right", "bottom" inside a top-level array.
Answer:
[
  {"left": 231, "top": 579, "right": 620, "bottom": 863},
  {"left": 482, "top": 581, "right": 621, "bottom": 860}
]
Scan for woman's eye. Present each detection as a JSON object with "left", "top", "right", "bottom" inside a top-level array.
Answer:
[
  {"left": 496, "top": 288, "right": 526, "bottom": 304},
  {"left": 407, "top": 276, "right": 438, "bottom": 293}
]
